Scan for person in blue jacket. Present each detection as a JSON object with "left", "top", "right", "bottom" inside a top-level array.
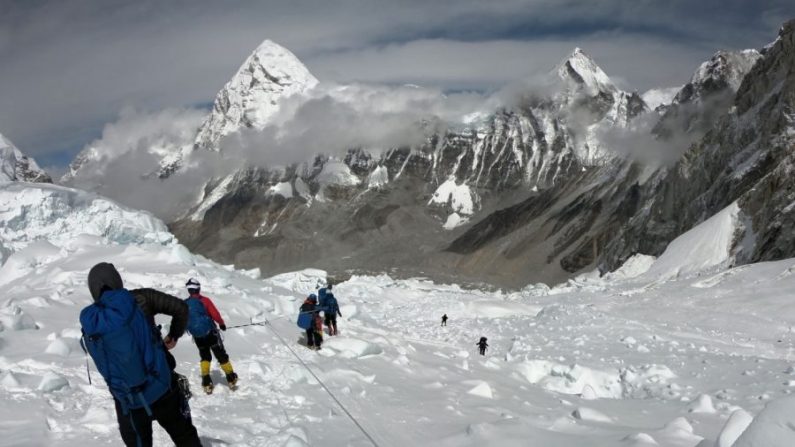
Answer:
[
  {"left": 318, "top": 282, "right": 332, "bottom": 307},
  {"left": 298, "top": 294, "right": 322, "bottom": 349},
  {"left": 323, "top": 290, "right": 342, "bottom": 336}
]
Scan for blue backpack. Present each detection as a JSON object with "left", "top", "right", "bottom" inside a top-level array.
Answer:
[
  {"left": 325, "top": 294, "right": 339, "bottom": 315},
  {"left": 80, "top": 289, "right": 171, "bottom": 415},
  {"left": 318, "top": 288, "right": 328, "bottom": 307},
  {"left": 297, "top": 308, "right": 314, "bottom": 330},
  {"left": 185, "top": 297, "right": 214, "bottom": 338}
]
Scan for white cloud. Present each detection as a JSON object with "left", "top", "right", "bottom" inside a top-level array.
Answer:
[{"left": 0, "top": 0, "right": 791, "bottom": 161}]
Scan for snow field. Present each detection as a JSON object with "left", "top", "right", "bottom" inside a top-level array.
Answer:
[{"left": 4, "top": 184, "right": 795, "bottom": 445}]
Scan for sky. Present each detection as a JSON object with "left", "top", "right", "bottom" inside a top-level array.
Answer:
[{"left": 0, "top": 0, "right": 793, "bottom": 168}]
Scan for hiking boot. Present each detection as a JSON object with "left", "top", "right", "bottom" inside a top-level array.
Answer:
[
  {"left": 201, "top": 375, "right": 214, "bottom": 394},
  {"left": 225, "top": 371, "right": 238, "bottom": 387}
]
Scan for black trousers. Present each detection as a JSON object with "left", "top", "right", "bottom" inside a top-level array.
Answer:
[
  {"left": 306, "top": 328, "right": 323, "bottom": 347},
  {"left": 195, "top": 331, "right": 230, "bottom": 364},
  {"left": 324, "top": 314, "right": 338, "bottom": 333},
  {"left": 114, "top": 388, "right": 201, "bottom": 447}
]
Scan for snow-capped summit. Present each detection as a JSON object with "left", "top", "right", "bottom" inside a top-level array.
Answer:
[
  {"left": 652, "top": 49, "right": 761, "bottom": 138},
  {"left": 0, "top": 132, "right": 51, "bottom": 183},
  {"left": 672, "top": 49, "right": 761, "bottom": 105},
  {"left": 194, "top": 39, "right": 319, "bottom": 151},
  {"left": 557, "top": 48, "right": 617, "bottom": 96}
]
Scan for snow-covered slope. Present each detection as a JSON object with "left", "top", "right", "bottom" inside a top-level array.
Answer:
[
  {"left": 4, "top": 179, "right": 795, "bottom": 445},
  {"left": 0, "top": 132, "right": 51, "bottom": 183},
  {"left": 0, "top": 182, "right": 172, "bottom": 265},
  {"left": 194, "top": 40, "right": 319, "bottom": 151},
  {"left": 644, "top": 201, "right": 744, "bottom": 280}
]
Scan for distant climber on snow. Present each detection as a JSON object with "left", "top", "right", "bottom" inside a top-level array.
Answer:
[
  {"left": 298, "top": 293, "right": 324, "bottom": 350},
  {"left": 441, "top": 314, "right": 448, "bottom": 326},
  {"left": 80, "top": 262, "right": 202, "bottom": 447},
  {"left": 477, "top": 337, "right": 489, "bottom": 355},
  {"left": 320, "top": 282, "right": 342, "bottom": 336},
  {"left": 318, "top": 281, "right": 332, "bottom": 308},
  {"left": 184, "top": 277, "right": 238, "bottom": 394}
]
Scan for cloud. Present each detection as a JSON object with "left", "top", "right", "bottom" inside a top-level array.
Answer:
[
  {"left": 64, "top": 107, "right": 207, "bottom": 219},
  {"left": 595, "top": 90, "right": 736, "bottom": 168},
  {"left": 216, "top": 83, "right": 486, "bottom": 167},
  {"left": 305, "top": 35, "right": 714, "bottom": 93},
  {"left": 1, "top": 0, "right": 792, "bottom": 163},
  {"left": 63, "top": 83, "right": 492, "bottom": 219}
]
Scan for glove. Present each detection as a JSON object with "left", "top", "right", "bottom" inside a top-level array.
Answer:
[
  {"left": 163, "top": 336, "right": 177, "bottom": 350},
  {"left": 219, "top": 324, "right": 227, "bottom": 331}
]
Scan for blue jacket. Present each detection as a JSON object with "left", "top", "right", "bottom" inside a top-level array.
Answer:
[
  {"left": 318, "top": 288, "right": 329, "bottom": 308},
  {"left": 325, "top": 294, "right": 340, "bottom": 316}
]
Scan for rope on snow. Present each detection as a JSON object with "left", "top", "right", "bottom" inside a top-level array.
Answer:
[{"left": 232, "top": 318, "right": 381, "bottom": 447}]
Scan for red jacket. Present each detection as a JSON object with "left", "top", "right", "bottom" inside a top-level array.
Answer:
[{"left": 189, "top": 293, "right": 225, "bottom": 327}]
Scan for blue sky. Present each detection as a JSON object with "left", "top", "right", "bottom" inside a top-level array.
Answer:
[{"left": 0, "top": 0, "right": 793, "bottom": 168}]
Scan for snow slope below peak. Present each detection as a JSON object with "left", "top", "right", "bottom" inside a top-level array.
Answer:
[
  {"left": 0, "top": 182, "right": 173, "bottom": 264},
  {"left": 644, "top": 202, "right": 741, "bottom": 280}
]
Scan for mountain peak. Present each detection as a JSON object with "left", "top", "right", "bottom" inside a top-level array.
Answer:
[
  {"left": 0, "top": 132, "right": 51, "bottom": 183},
  {"left": 557, "top": 47, "right": 616, "bottom": 94},
  {"left": 193, "top": 39, "right": 319, "bottom": 151},
  {"left": 247, "top": 39, "right": 317, "bottom": 81},
  {"left": 673, "top": 49, "right": 761, "bottom": 105}
]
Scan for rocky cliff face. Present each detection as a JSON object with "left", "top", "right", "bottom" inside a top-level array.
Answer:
[
  {"left": 443, "top": 42, "right": 772, "bottom": 285},
  {"left": 654, "top": 49, "right": 761, "bottom": 139},
  {"left": 600, "top": 19, "right": 795, "bottom": 272},
  {"left": 0, "top": 133, "right": 51, "bottom": 183}
]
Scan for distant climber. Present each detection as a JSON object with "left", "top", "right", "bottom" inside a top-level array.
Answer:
[
  {"left": 323, "top": 286, "right": 342, "bottom": 336},
  {"left": 298, "top": 294, "right": 324, "bottom": 350},
  {"left": 318, "top": 281, "right": 332, "bottom": 308},
  {"left": 477, "top": 337, "right": 489, "bottom": 355},
  {"left": 80, "top": 262, "right": 201, "bottom": 447},
  {"left": 441, "top": 314, "right": 448, "bottom": 326},
  {"left": 184, "top": 277, "right": 238, "bottom": 394}
]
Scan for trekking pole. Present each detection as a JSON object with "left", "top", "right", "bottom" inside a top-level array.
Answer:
[{"left": 79, "top": 336, "right": 92, "bottom": 385}]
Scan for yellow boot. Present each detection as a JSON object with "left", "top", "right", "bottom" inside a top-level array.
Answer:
[
  {"left": 220, "top": 362, "right": 238, "bottom": 389},
  {"left": 200, "top": 361, "right": 213, "bottom": 394}
]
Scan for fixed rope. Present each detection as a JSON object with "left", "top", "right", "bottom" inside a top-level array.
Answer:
[{"left": 259, "top": 319, "right": 382, "bottom": 447}]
